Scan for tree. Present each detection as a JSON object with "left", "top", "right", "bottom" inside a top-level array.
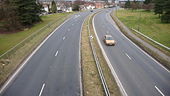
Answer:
[
  {"left": 47, "top": 4, "right": 51, "bottom": 13},
  {"left": 37, "top": 0, "right": 45, "bottom": 14},
  {"left": 12, "top": 0, "right": 42, "bottom": 26},
  {"left": 0, "top": 0, "right": 21, "bottom": 31},
  {"left": 51, "top": 1, "right": 57, "bottom": 13},
  {"left": 143, "top": 0, "right": 153, "bottom": 11},
  {"left": 144, "top": 0, "right": 152, "bottom": 4},
  {"left": 161, "top": 0, "right": 170, "bottom": 23},
  {"left": 72, "top": 4, "right": 80, "bottom": 11},
  {"left": 130, "top": 0, "right": 141, "bottom": 10},
  {"left": 131, "top": 2, "right": 139, "bottom": 10},
  {"left": 154, "top": 0, "right": 164, "bottom": 18},
  {"left": 125, "top": 0, "right": 131, "bottom": 9},
  {"left": 72, "top": 0, "right": 85, "bottom": 11}
]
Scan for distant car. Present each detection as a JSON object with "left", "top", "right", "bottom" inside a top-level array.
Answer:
[
  {"left": 90, "top": 10, "right": 93, "bottom": 12},
  {"left": 104, "top": 35, "right": 116, "bottom": 46}
]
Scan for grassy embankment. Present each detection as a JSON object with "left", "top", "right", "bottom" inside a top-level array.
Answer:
[
  {"left": 116, "top": 9, "right": 170, "bottom": 48},
  {"left": 112, "top": 9, "right": 170, "bottom": 69},
  {"left": 115, "top": 9, "right": 170, "bottom": 56},
  {"left": 0, "top": 13, "right": 70, "bottom": 55},
  {"left": 81, "top": 13, "right": 121, "bottom": 96},
  {"left": 0, "top": 12, "right": 72, "bottom": 86}
]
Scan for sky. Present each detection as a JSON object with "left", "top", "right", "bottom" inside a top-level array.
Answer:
[{"left": 39, "top": 0, "right": 111, "bottom": 1}]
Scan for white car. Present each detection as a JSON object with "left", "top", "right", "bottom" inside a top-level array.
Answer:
[{"left": 103, "top": 35, "right": 116, "bottom": 46}]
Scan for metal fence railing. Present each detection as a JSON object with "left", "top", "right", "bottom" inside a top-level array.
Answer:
[
  {"left": 131, "top": 28, "right": 170, "bottom": 50},
  {"left": 87, "top": 14, "right": 110, "bottom": 96}
]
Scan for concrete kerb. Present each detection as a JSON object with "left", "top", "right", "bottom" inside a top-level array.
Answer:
[{"left": 79, "top": 13, "right": 90, "bottom": 96}]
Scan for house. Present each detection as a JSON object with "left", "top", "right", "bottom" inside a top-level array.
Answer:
[
  {"left": 57, "top": 1, "right": 73, "bottom": 12},
  {"left": 39, "top": 1, "right": 51, "bottom": 13},
  {"left": 84, "top": 2, "right": 95, "bottom": 9},
  {"left": 40, "top": 1, "right": 73, "bottom": 13},
  {"left": 94, "top": 1, "right": 105, "bottom": 9}
]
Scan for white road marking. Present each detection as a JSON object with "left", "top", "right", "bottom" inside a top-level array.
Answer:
[
  {"left": 120, "top": 32, "right": 124, "bottom": 36},
  {"left": 107, "top": 12, "right": 170, "bottom": 73},
  {"left": 79, "top": 15, "right": 88, "bottom": 96},
  {"left": 93, "top": 14, "right": 128, "bottom": 96},
  {"left": 39, "top": 83, "right": 45, "bottom": 96},
  {"left": 74, "top": 15, "right": 80, "bottom": 19},
  {"left": 155, "top": 86, "right": 165, "bottom": 96},
  {"left": 68, "top": 29, "right": 70, "bottom": 31},
  {"left": 72, "top": 23, "right": 74, "bottom": 26},
  {"left": 55, "top": 51, "right": 59, "bottom": 56},
  {"left": 63, "top": 36, "right": 65, "bottom": 40},
  {"left": 0, "top": 18, "right": 71, "bottom": 94},
  {"left": 119, "top": 29, "right": 170, "bottom": 73},
  {"left": 125, "top": 53, "right": 132, "bottom": 60}
]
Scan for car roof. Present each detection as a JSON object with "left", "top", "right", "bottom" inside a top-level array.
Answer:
[{"left": 105, "top": 35, "right": 112, "bottom": 37}]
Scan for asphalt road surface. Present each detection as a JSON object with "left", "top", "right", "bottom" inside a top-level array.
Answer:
[
  {"left": 1, "top": 11, "right": 92, "bottom": 96},
  {"left": 93, "top": 9, "right": 170, "bottom": 96}
]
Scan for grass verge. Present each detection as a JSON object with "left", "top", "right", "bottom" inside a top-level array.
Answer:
[
  {"left": 0, "top": 13, "right": 70, "bottom": 55},
  {"left": 116, "top": 9, "right": 170, "bottom": 48},
  {"left": 111, "top": 10, "right": 170, "bottom": 70},
  {"left": 115, "top": 9, "right": 170, "bottom": 56},
  {"left": 81, "top": 13, "right": 121, "bottom": 95},
  {"left": 0, "top": 13, "right": 73, "bottom": 87},
  {"left": 81, "top": 14, "right": 104, "bottom": 96}
]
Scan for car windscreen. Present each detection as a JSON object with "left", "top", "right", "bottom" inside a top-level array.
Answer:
[{"left": 106, "top": 37, "right": 113, "bottom": 40}]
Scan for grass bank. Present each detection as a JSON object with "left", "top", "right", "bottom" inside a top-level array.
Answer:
[
  {"left": 116, "top": 9, "right": 170, "bottom": 48},
  {"left": 0, "top": 13, "right": 70, "bottom": 55},
  {"left": 0, "top": 12, "right": 72, "bottom": 87}
]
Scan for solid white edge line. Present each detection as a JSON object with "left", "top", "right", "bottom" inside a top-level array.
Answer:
[
  {"left": 125, "top": 53, "right": 132, "bottom": 60},
  {"left": 0, "top": 17, "right": 72, "bottom": 94},
  {"left": 155, "top": 86, "right": 165, "bottom": 96},
  {"left": 108, "top": 11, "right": 170, "bottom": 73},
  {"left": 79, "top": 13, "right": 87, "bottom": 96},
  {"left": 39, "top": 83, "right": 45, "bottom": 96},
  {"left": 93, "top": 12, "right": 128, "bottom": 96},
  {"left": 63, "top": 36, "right": 65, "bottom": 40},
  {"left": 55, "top": 51, "right": 59, "bottom": 56}
]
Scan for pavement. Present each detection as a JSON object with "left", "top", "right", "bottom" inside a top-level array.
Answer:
[
  {"left": 93, "top": 9, "right": 170, "bottom": 96},
  {"left": 0, "top": 11, "right": 92, "bottom": 96}
]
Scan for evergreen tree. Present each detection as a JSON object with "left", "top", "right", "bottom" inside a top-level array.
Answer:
[
  {"left": 154, "top": 0, "right": 164, "bottom": 18},
  {"left": 51, "top": 1, "right": 57, "bottom": 13},
  {"left": 0, "top": 0, "right": 21, "bottom": 31},
  {"left": 161, "top": 0, "right": 170, "bottom": 23},
  {"left": 144, "top": 0, "right": 152, "bottom": 4},
  {"left": 143, "top": 0, "right": 153, "bottom": 11},
  {"left": 12, "top": 0, "right": 41, "bottom": 26},
  {"left": 125, "top": 0, "right": 131, "bottom": 9}
]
